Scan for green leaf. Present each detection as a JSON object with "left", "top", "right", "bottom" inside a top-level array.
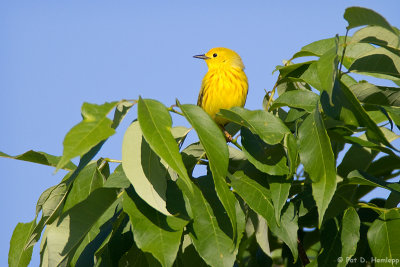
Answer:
[
  {"left": 347, "top": 170, "right": 400, "bottom": 196},
  {"left": 298, "top": 108, "right": 337, "bottom": 227},
  {"left": 344, "top": 7, "right": 396, "bottom": 33},
  {"left": 292, "top": 36, "right": 347, "bottom": 59},
  {"left": 46, "top": 188, "right": 118, "bottom": 266},
  {"left": 122, "top": 120, "right": 170, "bottom": 216},
  {"left": 137, "top": 97, "right": 194, "bottom": 194},
  {"left": 270, "top": 90, "right": 319, "bottom": 112},
  {"left": 63, "top": 161, "right": 104, "bottom": 212},
  {"left": 349, "top": 47, "right": 400, "bottom": 79},
  {"left": 317, "top": 218, "right": 341, "bottom": 266},
  {"left": 218, "top": 107, "right": 290, "bottom": 145},
  {"left": 179, "top": 104, "right": 238, "bottom": 241},
  {"left": 0, "top": 150, "right": 76, "bottom": 171},
  {"left": 352, "top": 26, "right": 400, "bottom": 52},
  {"left": 8, "top": 219, "right": 36, "bottom": 267},
  {"left": 285, "top": 133, "right": 299, "bottom": 178},
  {"left": 368, "top": 209, "right": 400, "bottom": 266},
  {"left": 56, "top": 102, "right": 118, "bottom": 171},
  {"left": 350, "top": 82, "right": 400, "bottom": 107},
  {"left": 268, "top": 176, "right": 292, "bottom": 225},
  {"left": 183, "top": 181, "right": 237, "bottom": 267},
  {"left": 122, "top": 190, "right": 187, "bottom": 267},
  {"left": 241, "top": 127, "right": 289, "bottom": 176},
  {"left": 103, "top": 164, "right": 130, "bottom": 189},
  {"left": 338, "top": 207, "right": 360, "bottom": 267},
  {"left": 317, "top": 38, "right": 338, "bottom": 96},
  {"left": 229, "top": 171, "right": 298, "bottom": 260}
]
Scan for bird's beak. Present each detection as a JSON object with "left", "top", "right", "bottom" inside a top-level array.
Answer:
[{"left": 193, "top": 54, "right": 210, "bottom": 60}]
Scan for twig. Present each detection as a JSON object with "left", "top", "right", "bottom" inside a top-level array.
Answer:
[
  {"left": 338, "top": 29, "right": 349, "bottom": 76},
  {"left": 167, "top": 105, "right": 184, "bottom": 116},
  {"left": 298, "top": 239, "right": 310, "bottom": 266}
]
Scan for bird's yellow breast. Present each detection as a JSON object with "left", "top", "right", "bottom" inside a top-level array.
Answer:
[{"left": 198, "top": 66, "right": 248, "bottom": 125}]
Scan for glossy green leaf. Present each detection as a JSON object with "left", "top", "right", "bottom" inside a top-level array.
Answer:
[
  {"left": 344, "top": 7, "right": 396, "bottom": 33},
  {"left": 0, "top": 150, "right": 76, "bottom": 171},
  {"left": 122, "top": 120, "right": 170, "bottom": 216},
  {"left": 349, "top": 47, "right": 400, "bottom": 79},
  {"left": 350, "top": 82, "right": 400, "bottom": 107},
  {"left": 268, "top": 176, "right": 292, "bottom": 225},
  {"left": 137, "top": 97, "right": 194, "bottom": 194},
  {"left": 122, "top": 190, "right": 187, "bottom": 267},
  {"left": 229, "top": 171, "right": 298, "bottom": 260},
  {"left": 179, "top": 104, "right": 238, "bottom": 240},
  {"left": 56, "top": 102, "right": 118, "bottom": 171},
  {"left": 338, "top": 207, "right": 360, "bottom": 267},
  {"left": 298, "top": 109, "right": 337, "bottom": 227},
  {"left": 9, "top": 219, "right": 36, "bottom": 267},
  {"left": 241, "top": 127, "right": 289, "bottom": 176},
  {"left": 270, "top": 90, "right": 319, "bottom": 112},
  {"left": 368, "top": 209, "right": 400, "bottom": 266},
  {"left": 46, "top": 188, "right": 118, "bottom": 266},
  {"left": 63, "top": 161, "right": 104, "bottom": 212},
  {"left": 218, "top": 107, "right": 290, "bottom": 145}
]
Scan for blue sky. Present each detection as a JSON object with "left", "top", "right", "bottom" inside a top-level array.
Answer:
[{"left": 1, "top": 1, "right": 399, "bottom": 265}]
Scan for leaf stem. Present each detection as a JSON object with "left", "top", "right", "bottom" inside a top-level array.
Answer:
[
  {"left": 103, "top": 158, "right": 122, "bottom": 163},
  {"left": 231, "top": 135, "right": 243, "bottom": 150},
  {"left": 168, "top": 105, "right": 184, "bottom": 116}
]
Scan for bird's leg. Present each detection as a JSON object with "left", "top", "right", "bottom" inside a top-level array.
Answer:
[{"left": 221, "top": 125, "right": 233, "bottom": 142}]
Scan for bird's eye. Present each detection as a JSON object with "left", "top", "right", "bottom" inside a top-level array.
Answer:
[{"left": 213, "top": 53, "right": 218, "bottom": 58}]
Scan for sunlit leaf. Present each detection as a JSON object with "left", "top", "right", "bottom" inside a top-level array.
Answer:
[
  {"left": 122, "top": 120, "right": 170, "bottom": 216},
  {"left": 137, "top": 97, "right": 194, "bottom": 194},
  {"left": 218, "top": 107, "right": 290, "bottom": 145},
  {"left": 344, "top": 6, "right": 396, "bottom": 33},
  {"left": 338, "top": 207, "right": 360, "bottom": 267},
  {"left": 179, "top": 104, "right": 237, "bottom": 241},
  {"left": 56, "top": 102, "right": 118, "bottom": 171},
  {"left": 9, "top": 219, "right": 36, "bottom": 267},
  {"left": 367, "top": 209, "right": 400, "bottom": 266}
]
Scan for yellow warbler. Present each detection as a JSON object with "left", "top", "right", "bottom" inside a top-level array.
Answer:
[{"left": 194, "top": 47, "right": 248, "bottom": 126}]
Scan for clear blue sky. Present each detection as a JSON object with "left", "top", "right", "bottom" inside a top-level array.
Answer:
[{"left": 1, "top": 1, "right": 399, "bottom": 265}]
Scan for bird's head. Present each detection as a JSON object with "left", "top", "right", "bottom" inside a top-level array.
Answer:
[{"left": 193, "top": 47, "right": 245, "bottom": 70}]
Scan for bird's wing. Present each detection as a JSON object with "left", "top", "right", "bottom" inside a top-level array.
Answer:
[{"left": 197, "top": 81, "right": 205, "bottom": 107}]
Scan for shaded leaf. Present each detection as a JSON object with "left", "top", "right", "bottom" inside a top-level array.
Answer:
[
  {"left": 241, "top": 127, "right": 289, "bottom": 176},
  {"left": 347, "top": 170, "right": 400, "bottom": 196},
  {"left": 317, "top": 38, "right": 338, "bottom": 96},
  {"left": 229, "top": 171, "right": 298, "bottom": 260},
  {"left": 317, "top": 219, "right": 341, "bottom": 266},
  {"left": 46, "top": 188, "right": 118, "bottom": 266},
  {"left": 350, "top": 82, "right": 400, "bottom": 107},
  {"left": 122, "top": 120, "right": 170, "bottom": 216},
  {"left": 349, "top": 47, "right": 400, "bottom": 79},
  {"left": 103, "top": 164, "right": 131, "bottom": 189},
  {"left": 218, "top": 107, "right": 290, "bottom": 145},
  {"left": 298, "top": 108, "right": 337, "bottom": 227},
  {"left": 63, "top": 161, "right": 104, "bottom": 212},
  {"left": 268, "top": 176, "right": 292, "bottom": 225},
  {"left": 122, "top": 190, "right": 187, "bottom": 267},
  {"left": 352, "top": 26, "right": 400, "bottom": 52},
  {"left": 338, "top": 207, "right": 360, "bottom": 267}
]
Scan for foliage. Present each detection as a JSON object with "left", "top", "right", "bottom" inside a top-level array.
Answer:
[{"left": 4, "top": 6, "right": 400, "bottom": 267}]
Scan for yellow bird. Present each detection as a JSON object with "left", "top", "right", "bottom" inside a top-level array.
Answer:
[{"left": 194, "top": 48, "right": 248, "bottom": 130}]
